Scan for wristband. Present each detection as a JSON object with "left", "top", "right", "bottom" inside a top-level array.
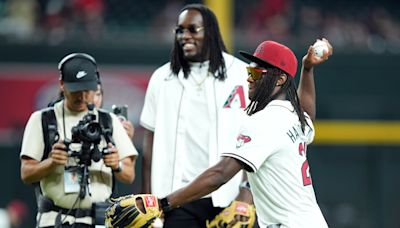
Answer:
[
  {"left": 112, "top": 161, "right": 123, "bottom": 173},
  {"left": 239, "top": 181, "right": 251, "bottom": 190},
  {"left": 159, "top": 197, "right": 172, "bottom": 213}
]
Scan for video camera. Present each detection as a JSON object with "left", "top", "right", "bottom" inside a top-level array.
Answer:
[
  {"left": 64, "top": 104, "right": 113, "bottom": 198},
  {"left": 71, "top": 110, "right": 101, "bottom": 146},
  {"left": 65, "top": 104, "right": 110, "bottom": 166}
]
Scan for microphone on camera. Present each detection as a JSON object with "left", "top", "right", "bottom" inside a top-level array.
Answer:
[{"left": 87, "top": 103, "right": 95, "bottom": 111}]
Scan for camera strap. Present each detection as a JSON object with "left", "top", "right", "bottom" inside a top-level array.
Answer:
[
  {"left": 98, "top": 109, "right": 112, "bottom": 134},
  {"left": 97, "top": 109, "right": 117, "bottom": 195},
  {"left": 98, "top": 108, "right": 113, "bottom": 144},
  {"left": 41, "top": 107, "right": 58, "bottom": 161}
]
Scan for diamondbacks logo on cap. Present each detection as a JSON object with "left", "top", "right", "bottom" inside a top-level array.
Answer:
[
  {"left": 76, "top": 71, "right": 87, "bottom": 79},
  {"left": 240, "top": 40, "right": 298, "bottom": 78},
  {"left": 236, "top": 134, "right": 251, "bottom": 148},
  {"left": 255, "top": 44, "right": 264, "bottom": 56}
]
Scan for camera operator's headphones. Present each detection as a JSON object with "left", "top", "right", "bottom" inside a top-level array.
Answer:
[{"left": 58, "top": 53, "right": 100, "bottom": 81}]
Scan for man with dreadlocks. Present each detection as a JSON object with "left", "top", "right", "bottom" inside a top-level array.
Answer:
[
  {"left": 140, "top": 2, "right": 331, "bottom": 227},
  {"left": 141, "top": 40, "right": 331, "bottom": 228},
  {"left": 140, "top": 4, "right": 253, "bottom": 227}
]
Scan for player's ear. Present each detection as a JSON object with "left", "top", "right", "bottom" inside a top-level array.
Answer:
[
  {"left": 60, "top": 80, "right": 65, "bottom": 92},
  {"left": 276, "top": 73, "right": 287, "bottom": 86}
]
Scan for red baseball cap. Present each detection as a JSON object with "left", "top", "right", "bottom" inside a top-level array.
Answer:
[{"left": 239, "top": 41, "right": 298, "bottom": 77}]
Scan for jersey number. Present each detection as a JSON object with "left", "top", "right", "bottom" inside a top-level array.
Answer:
[{"left": 299, "top": 142, "right": 312, "bottom": 186}]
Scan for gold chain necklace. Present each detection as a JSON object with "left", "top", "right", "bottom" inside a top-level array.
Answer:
[{"left": 190, "top": 72, "right": 209, "bottom": 91}]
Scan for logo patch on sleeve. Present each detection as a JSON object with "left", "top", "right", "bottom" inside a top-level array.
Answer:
[{"left": 236, "top": 134, "right": 251, "bottom": 148}]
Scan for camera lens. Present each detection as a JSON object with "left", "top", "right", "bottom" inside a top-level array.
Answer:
[{"left": 82, "top": 122, "right": 101, "bottom": 142}]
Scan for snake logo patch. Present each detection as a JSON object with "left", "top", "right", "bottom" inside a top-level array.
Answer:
[
  {"left": 223, "top": 85, "right": 246, "bottom": 108},
  {"left": 236, "top": 134, "right": 251, "bottom": 148}
]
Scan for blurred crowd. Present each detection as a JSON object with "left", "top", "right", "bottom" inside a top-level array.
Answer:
[
  {"left": 0, "top": 0, "right": 399, "bottom": 53},
  {"left": 237, "top": 0, "right": 400, "bottom": 53},
  {"left": 0, "top": 0, "right": 105, "bottom": 44},
  {"left": 0, "top": 200, "right": 29, "bottom": 228}
]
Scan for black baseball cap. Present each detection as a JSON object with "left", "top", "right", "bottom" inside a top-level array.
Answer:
[{"left": 58, "top": 53, "right": 98, "bottom": 92}]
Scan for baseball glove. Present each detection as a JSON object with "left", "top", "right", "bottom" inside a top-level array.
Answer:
[
  {"left": 105, "top": 194, "right": 161, "bottom": 228},
  {"left": 206, "top": 200, "right": 256, "bottom": 228}
]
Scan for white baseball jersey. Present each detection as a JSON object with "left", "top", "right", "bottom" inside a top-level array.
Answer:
[
  {"left": 140, "top": 52, "right": 249, "bottom": 207},
  {"left": 222, "top": 100, "right": 328, "bottom": 228}
]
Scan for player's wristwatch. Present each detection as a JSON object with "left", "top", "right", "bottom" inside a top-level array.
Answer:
[
  {"left": 239, "top": 181, "right": 251, "bottom": 191},
  {"left": 159, "top": 197, "right": 172, "bottom": 213},
  {"left": 112, "top": 161, "right": 123, "bottom": 173}
]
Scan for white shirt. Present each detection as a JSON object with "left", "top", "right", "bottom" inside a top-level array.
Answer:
[
  {"left": 222, "top": 100, "right": 328, "bottom": 228},
  {"left": 0, "top": 209, "right": 10, "bottom": 228},
  {"left": 180, "top": 62, "right": 213, "bottom": 185},
  {"left": 140, "top": 53, "right": 249, "bottom": 207}
]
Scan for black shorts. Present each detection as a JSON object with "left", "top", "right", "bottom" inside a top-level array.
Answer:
[{"left": 163, "top": 198, "right": 224, "bottom": 228}]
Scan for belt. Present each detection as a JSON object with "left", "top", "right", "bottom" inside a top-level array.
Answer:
[
  {"left": 267, "top": 224, "right": 281, "bottom": 228},
  {"left": 38, "top": 195, "right": 92, "bottom": 218}
]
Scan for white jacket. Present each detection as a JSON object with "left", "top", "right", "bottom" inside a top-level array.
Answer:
[{"left": 140, "top": 53, "right": 249, "bottom": 207}]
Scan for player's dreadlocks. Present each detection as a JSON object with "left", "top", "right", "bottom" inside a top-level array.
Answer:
[
  {"left": 245, "top": 68, "right": 308, "bottom": 132},
  {"left": 170, "top": 3, "right": 227, "bottom": 80}
]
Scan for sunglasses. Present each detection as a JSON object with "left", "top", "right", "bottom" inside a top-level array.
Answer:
[
  {"left": 174, "top": 25, "right": 204, "bottom": 35},
  {"left": 246, "top": 67, "right": 267, "bottom": 81}
]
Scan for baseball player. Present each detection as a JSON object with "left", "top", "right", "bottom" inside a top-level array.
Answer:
[
  {"left": 157, "top": 40, "right": 330, "bottom": 227},
  {"left": 105, "top": 39, "right": 333, "bottom": 228}
]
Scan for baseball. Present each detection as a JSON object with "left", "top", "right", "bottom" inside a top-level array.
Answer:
[
  {"left": 312, "top": 40, "right": 329, "bottom": 58},
  {"left": 152, "top": 217, "right": 163, "bottom": 228}
]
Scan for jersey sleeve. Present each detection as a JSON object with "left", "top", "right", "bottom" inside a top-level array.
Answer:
[
  {"left": 303, "top": 112, "right": 315, "bottom": 145},
  {"left": 222, "top": 114, "right": 280, "bottom": 172},
  {"left": 20, "top": 111, "right": 45, "bottom": 161},
  {"left": 110, "top": 113, "right": 138, "bottom": 158},
  {"left": 140, "top": 69, "right": 161, "bottom": 131}
]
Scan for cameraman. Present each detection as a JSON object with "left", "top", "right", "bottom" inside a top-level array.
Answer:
[{"left": 20, "top": 54, "right": 138, "bottom": 227}]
